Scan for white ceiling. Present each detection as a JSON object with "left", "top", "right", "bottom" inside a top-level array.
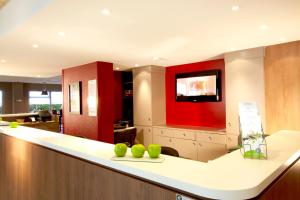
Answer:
[{"left": 0, "top": 0, "right": 300, "bottom": 78}]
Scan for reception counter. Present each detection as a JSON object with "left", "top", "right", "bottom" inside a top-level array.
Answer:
[{"left": 0, "top": 126, "right": 299, "bottom": 200}]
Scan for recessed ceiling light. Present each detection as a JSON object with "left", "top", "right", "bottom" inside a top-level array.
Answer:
[
  {"left": 279, "top": 37, "right": 286, "bottom": 42},
  {"left": 1, "top": 59, "right": 6, "bottom": 63},
  {"left": 115, "top": 67, "right": 120, "bottom": 70},
  {"left": 101, "top": 9, "right": 111, "bottom": 16},
  {"left": 32, "top": 44, "right": 39, "bottom": 48},
  {"left": 260, "top": 24, "right": 268, "bottom": 30},
  {"left": 135, "top": 64, "right": 139, "bottom": 67},
  {"left": 153, "top": 57, "right": 159, "bottom": 61},
  {"left": 58, "top": 32, "right": 66, "bottom": 37},
  {"left": 230, "top": 47, "right": 236, "bottom": 51},
  {"left": 37, "top": 75, "right": 41, "bottom": 77},
  {"left": 231, "top": 5, "right": 239, "bottom": 11}
]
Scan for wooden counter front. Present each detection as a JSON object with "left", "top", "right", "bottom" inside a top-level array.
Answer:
[
  {"left": 1, "top": 128, "right": 300, "bottom": 200},
  {"left": 0, "top": 134, "right": 197, "bottom": 200}
]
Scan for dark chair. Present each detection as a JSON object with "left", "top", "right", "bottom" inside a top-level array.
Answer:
[
  {"left": 38, "top": 110, "right": 52, "bottom": 122},
  {"left": 161, "top": 146, "right": 179, "bottom": 157},
  {"left": 114, "top": 127, "right": 136, "bottom": 147}
]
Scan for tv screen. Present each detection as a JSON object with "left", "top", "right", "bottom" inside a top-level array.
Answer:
[{"left": 175, "top": 70, "right": 221, "bottom": 102}]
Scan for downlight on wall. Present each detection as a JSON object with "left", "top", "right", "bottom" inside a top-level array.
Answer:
[
  {"left": 231, "top": 5, "right": 239, "bottom": 11},
  {"left": 101, "top": 9, "right": 111, "bottom": 16}
]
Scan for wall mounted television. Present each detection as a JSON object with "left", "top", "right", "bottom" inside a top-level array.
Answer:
[{"left": 175, "top": 70, "right": 221, "bottom": 102}]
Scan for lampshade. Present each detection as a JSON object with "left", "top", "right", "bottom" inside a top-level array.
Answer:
[{"left": 41, "top": 89, "right": 48, "bottom": 95}]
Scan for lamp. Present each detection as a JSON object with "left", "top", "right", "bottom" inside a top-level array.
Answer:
[
  {"left": 41, "top": 89, "right": 48, "bottom": 95},
  {"left": 41, "top": 82, "right": 48, "bottom": 95}
]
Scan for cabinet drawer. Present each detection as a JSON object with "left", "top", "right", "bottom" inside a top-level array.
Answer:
[
  {"left": 153, "top": 127, "right": 174, "bottom": 137},
  {"left": 173, "top": 130, "right": 195, "bottom": 140},
  {"left": 196, "top": 133, "right": 226, "bottom": 144}
]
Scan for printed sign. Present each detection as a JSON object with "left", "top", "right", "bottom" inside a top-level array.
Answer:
[{"left": 239, "top": 102, "right": 267, "bottom": 159}]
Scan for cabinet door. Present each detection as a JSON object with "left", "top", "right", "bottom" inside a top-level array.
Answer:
[
  {"left": 197, "top": 142, "right": 227, "bottom": 162},
  {"left": 226, "top": 134, "right": 239, "bottom": 150},
  {"left": 153, "top": 135, "right": 175, "bottom": 149},
  {"left": 143, "top": 126, "right": 153, "bottom": 147},
  {"left": 133, "top": 68, "right": 152, "bottom": 126},
  {"left": 173, "top": 138, "right": 197, "bottom": 160},
  {"left": 135, "top": 126, "right": 152, "bottom": 146}
]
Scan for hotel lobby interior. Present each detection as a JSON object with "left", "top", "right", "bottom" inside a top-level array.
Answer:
[{"left": 0, "top": 0, "right": 300, "bottom": 199}]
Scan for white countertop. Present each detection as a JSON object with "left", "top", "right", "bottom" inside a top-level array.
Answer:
[{"left": 0, "top": 126, "right": 299, "bottom": 200}]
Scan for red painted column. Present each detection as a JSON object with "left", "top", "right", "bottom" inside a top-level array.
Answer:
[{"left": 62, "top": 61, "right": 114, "bottom": 143}]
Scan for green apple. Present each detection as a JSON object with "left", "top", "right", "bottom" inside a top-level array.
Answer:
[
  {"left": 131, "top": 144, "right": 145, "bottom": 158},
  {"left": 114, "top": 143, "right": 127, "bottom": 157},
  {"left": 147, "top": 144, "right": 161, "bottom": 158}
]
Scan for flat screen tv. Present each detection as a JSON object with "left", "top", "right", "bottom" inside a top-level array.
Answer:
[{"left": 175, "top": 70, "right": 221, "bottom": 102}]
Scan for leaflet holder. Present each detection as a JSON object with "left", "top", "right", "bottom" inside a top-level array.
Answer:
[{"left": 238, "top": 102, "right": 267, "bottom": 160}]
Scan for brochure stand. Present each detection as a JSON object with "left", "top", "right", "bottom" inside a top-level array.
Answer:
[{"left": 239, "top": 102, "right": 267, "bottom": 160}]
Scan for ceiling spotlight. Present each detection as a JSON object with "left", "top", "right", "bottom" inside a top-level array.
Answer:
[
  {"left": 230, "top": 47, "right": 236, "bottom": 51},
  {"left": 153, "top": 57, "right": 159, "bottom": 61},
  {"left": 1, "top": 59, "right": 6, "bottom": 63},
  {"left": 37, "top": 75, "right": 41, "bottom": 77},
  {"left": 115, "top": 67, "right": 120, "bottom": 70},
  {"left": 260, "top": 24, "right": 268, "bottom": 30},
  {"left": 32, "top": 44, "right": 39, "bottom": 48},
  {"left": 101, "top": 9, "right": 111, "bottom": 16},
  {"left": 231, "top": 5, "right": 239, "bottom": 11},
  {"left": 279, "top": 37, "right": 286, "bottom": 42},
  {"left": 58, "top": 32, "right": 66, "bottom": 37},
  {"left": 135, "top": 64, "right": 139, "bottom": 67}
]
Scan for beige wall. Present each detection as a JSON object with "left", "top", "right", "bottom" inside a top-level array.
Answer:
[
  {"left": 224, "top": 47, "right": 265, "bottom": 135},
  {"left": 0, "top": 82, "right": 61, "bottom": 114},
  {"left": 0, "top": 82, "right": 13, "bottom": 113}
]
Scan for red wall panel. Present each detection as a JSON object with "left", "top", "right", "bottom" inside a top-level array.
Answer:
[
  {"left": 165, "top": 59, "right": 226, "bottom": 128},
  {"left": 97, "top": 63, "right": 114, "bottom": 143},
  {"left": 62, "top": 61, "right": 114, "bottom": 143}
]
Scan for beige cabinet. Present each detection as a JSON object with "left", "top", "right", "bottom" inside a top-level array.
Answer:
[
  {"left": 197, "top": 142, "right": 227, "bottom": 162},
  {"left": 152, "top": 126, "right": 227, "bottom": 161},
  {"left": 196, "top": 132, "right": 227, "bottom": 162},
  {"left": 153, "top": 135, "right": 175, "bottom": 149},
  {"left": 133, "top": 66, "right": 166, "bottom": 126},
  {"left": 226, "top": 134, "right": 239, "bottom": 150},
  {"left": 135, "top": 125, "right": 153, "bottom": 147},
  {"left": 173, "top": 138, "right": 197, "bottom": 160}
]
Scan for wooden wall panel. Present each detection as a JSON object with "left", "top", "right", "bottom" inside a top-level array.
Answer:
[
  {"left": 264, "top": 41, "right": 300, "bottom": 134},
  {"left": 0, "top": 134, "right": 200, "bottom": 200},
  {"left": 257, "top": 158, "right": 300, "bottom": 200}
]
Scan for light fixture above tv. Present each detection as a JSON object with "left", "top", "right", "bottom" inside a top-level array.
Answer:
[{"left": 175, "top": 70, "right": 221, "bottom": 102}]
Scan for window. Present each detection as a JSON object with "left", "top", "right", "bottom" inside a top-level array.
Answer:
[
  {"left": 51, "top": 91, "right": 63, "bottom": 111},
  {"left": 29, "top": 91, "right": 62, "bottom": 113},
  {"left": 0, "top": 90, "right": 2, "bottom": 114}
]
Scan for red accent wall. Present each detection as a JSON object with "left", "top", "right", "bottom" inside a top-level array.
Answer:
[
  {"left": 165, "top": 59, "right": 226, "bottom": 128},
  {"left": 62, "top": 61, "right": 114, "bottom": 143},
  {"left": 113, "top": 71, "right": 123, "bottom": 122}
]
